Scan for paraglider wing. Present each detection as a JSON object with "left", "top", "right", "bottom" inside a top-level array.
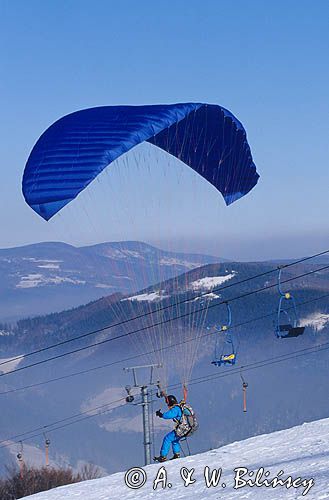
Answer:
[{"left": 22, "top": 103, "right": 259, "bottom": 220}]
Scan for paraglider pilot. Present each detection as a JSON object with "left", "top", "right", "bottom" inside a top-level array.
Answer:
[{"left": 154, "top": 395, "right": 183, "bottom": 462}]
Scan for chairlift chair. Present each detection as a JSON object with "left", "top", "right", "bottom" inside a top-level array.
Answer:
[
  {"left": 276, "top": 268, "right": 305, "bottom": 339},
  {"left": 211, "top": 303, "right": 237, "bottom": 366}
]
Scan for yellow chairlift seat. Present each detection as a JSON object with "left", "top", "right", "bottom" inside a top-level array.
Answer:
[{"left": 221, "top": 353, "right": 236, "bottom": 362}]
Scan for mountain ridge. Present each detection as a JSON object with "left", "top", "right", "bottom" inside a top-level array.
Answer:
[{"left": 0, "top": 240, "right": 225, "bottom": 322}]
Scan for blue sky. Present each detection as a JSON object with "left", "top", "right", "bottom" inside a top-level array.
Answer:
[{"left": 1, "top": 0, "right": 328, "bottom": 260}]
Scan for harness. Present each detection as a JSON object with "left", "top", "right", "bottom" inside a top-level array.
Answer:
[{"left": 173, "top": 401, "right": 198, "bottom": 438}]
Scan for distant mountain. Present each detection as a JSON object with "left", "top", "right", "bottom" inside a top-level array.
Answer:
[
  {"left": 0, "top": 241, "right": 224, "bottom": 321},
  {"left": 3, "top": 259, "right": 329, "bottom": 351}
]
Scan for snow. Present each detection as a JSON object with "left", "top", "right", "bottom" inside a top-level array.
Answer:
[
  {"left": 16, "top": 273, "right": 44, "bottom": 288},
  {"left": 102, "top": 249, "right": 143, "bottom": 260},
  {"left": 300, "top": 313, "right": 329, "bottom": 332},
  {"left": 23, "top": 416, "right": 329, "bottom": 499},
  {"left": 37, "top": 264, "right": 60, "bottom": 269},
  {"left": 102, "top": 249, "right": 128, "bottom": 259},
  {"left": 81, "top": 387, "right": 170, "bottom": 433},
  {"left": 16, "top": 274, "right": 86, "bottom": 288},
  {"left": 36, "top": 260, "right": 62, "bottom": 263},
  {"left": 190, "top": 274, "right": 236, "bottom": 291},
  {"left": 49, "top": 277, "right": 86, "bottom": 285},
  {"left": 124, "top": 291, "right": 168, "bottom": 302},
  {"left": 0, "top": 355, "right": 24, "bottom": 374},
  {"left": 112, "top": 275, "right": 133, "bottom": 280},
  {"left": 21, "top": 258, "right": 63, "bottom": 263},
  {"left": 159, "top": 257, "right": 202, "bottom": 269},
  {"left": 101, "top": 414, "right": 145, "bottom": 433},
  {"left": 101, "top": 413, "right": 170, "bottom": 433},
  {"left": 0, "top": 330, "right": 12, "bottom": 337},
  {"left": 192, "top": 292, "right": 221, "bottom": 302},
  {"left": 123, "top": 250, "right": 144, "bottom": 259},
  {"left": 81, "top": 387, "right": 128, "bottom": 415}
]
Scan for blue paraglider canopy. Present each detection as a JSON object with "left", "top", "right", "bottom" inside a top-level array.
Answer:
[{"left": 22, "top": 103, "right": 259, "bottom": 220}]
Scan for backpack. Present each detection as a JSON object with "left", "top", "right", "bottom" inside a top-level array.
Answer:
[{"left": 175, "top": 402, "right": 199, "bottom": 438}]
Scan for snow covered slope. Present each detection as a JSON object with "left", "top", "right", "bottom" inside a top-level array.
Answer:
[{"left": 24, "top": 417, "right": 329, "bottom": 499}]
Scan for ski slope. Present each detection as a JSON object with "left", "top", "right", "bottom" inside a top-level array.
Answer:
[{"left": 25, "top": 417, "right": 329, "bottom": 499}]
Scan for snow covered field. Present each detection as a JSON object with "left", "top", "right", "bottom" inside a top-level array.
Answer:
[
  {"left": 189, "top": 274, "right": 236, "bottom": 291},
  {"left": 24, "top": 417, "right": 329, "bottom": 499},
  {"left": 0, "top": 356, "right": 24, "bottom": 374}
]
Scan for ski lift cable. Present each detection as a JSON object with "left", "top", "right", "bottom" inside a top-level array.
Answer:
[
  {"left": 1, "top": 292, "right": 329, "bottom": 397},
  {"left": 146, "top": 341, "right": 329, "bottom": 406},
  {"left": 1, "top": 247, "right": 328, "bottom": 370},
  {"left": 166, "top": 342, "right": 329, "bottom": 393},
  {"left": 0, "top": 397, "right": 127, "bottom": 448},
  {"left": 1, "top": 263, "right": 329, "bottom": 380},
  {"left": 2, "top": 339, "right": 329, "bottom": 451}
]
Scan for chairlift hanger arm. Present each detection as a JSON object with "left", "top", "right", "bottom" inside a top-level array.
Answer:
[{"left": 276, "top": 268, "right": 305, "bottom": 339}]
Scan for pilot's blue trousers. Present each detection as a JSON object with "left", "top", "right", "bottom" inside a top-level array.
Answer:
[{"left": 160, "top": 430, "right": 181, "bottom": 457}]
